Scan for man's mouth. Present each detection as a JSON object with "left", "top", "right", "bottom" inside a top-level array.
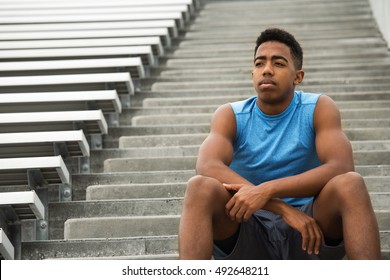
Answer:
[
  {"left": 259, "top": 79, "right": 276, "bottom": 88},
  {"left": 259, "top": 79, "right": 276, "bottom": 85}
]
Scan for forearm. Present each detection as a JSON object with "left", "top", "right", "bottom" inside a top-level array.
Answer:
[
  {"left": 196, "top": 160, "right": 253, "bottom": 186},
  {"left": 261, "top": 162, "right": 354, "bottom": 199}
]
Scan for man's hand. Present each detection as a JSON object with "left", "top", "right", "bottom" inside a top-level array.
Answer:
[
  {"left": 223, "top": 183, "right": 271, "bottom": 222},
  {"left": 281, "top": 206, "right": 324, "bottom": 255}
]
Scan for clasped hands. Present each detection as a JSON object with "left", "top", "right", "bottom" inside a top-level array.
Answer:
[{"left": 223, "top": 183, "right": 324, "bottom": 255}]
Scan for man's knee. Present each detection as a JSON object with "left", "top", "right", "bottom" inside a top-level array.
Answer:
[
  {"left": 184, "top": 175, "right": 224, "bottom": 203},
  {"left": 325, "top": 171, "right": 368, "bottom": 200}
]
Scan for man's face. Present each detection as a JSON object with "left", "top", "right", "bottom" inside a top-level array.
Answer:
[{"left": 252, "top": 41, "right": 303, "bottom": 106}]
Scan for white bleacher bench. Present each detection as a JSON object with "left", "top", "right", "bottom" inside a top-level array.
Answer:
[
  {"left": 0, "top": 90, "right": 121, "bottom": 114},
  {"left": 0, "top": 37, "right": 164, "bottom": 56},
  {"left": 0, "top": 5, "right": 191, "bottom": 23},
  {"left": 0, "top": 57, "right": 145, "bottom": 80},
  {"left": 0, "top": 110, "right": 108, "bottom": 136},
  {"left": 0, "top": 45, "right": 156, "bottom": 67},
  {"left": 0, "top": 156, "right": 70, "bottom": 187},
  {"left": 0, "top": 12, "right": 185, "bottom": 32},
  {"left": 0, "top": 0, "right": 198, "bottom": 11},
  {"left": 0, "top": 58, "right": 145, "bottom": 86},
  {"left": 0, "top": 110, "right": 107, "bottom": 152},
  {"left": 0, "top": 130, "right": 89, "bottom": 159},
  {"left": 0, "top": 73, "right": 133, "bottom": 107},
  {"left": 0, "top": 90, "right": 121, "bottom": 126},
  {"left": 0, "top": 28, "right": 171, "bottom": 50},
  {"left": 0, "top": 228, "right": 14, "bottom": 260},
  {"left": 0, "top": 191, "right": 45, "bottom": 222},
  {"left": 0, "top": 20, "right": 179, "bottom": 39},
  {"left": 0, "top": 130, "right": 90, "bottom": 174},
  {"left": 0, "top": 155, "right": 71, "bottom": 203}
]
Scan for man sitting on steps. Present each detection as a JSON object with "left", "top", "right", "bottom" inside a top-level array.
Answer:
[{"left": 178, "top": 28, "right": 381, "bottom": 260}]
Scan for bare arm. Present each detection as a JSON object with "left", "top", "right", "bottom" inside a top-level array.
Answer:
[{"left": 196, "top": 103, "right": 253, "bottom": 185}]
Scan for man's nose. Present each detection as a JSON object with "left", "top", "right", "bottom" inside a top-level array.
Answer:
[{"left": 262, "top": 62, "right": 274, "bottom": 76}]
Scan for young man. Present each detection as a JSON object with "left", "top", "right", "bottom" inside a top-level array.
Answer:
[{"left": 178, "top": 28, "right": 381, "bottom": 260}]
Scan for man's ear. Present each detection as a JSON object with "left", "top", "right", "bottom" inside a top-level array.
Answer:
[{"left": 294, "top": 70, "right": 304, "bottom": 85}]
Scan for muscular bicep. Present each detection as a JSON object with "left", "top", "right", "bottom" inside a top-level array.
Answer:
[
  {"left": 196, "top": 104, "right": 236, "bottom": 175},
  {"left": 314, "top": 95, "right": 354, "bottom": 172}
]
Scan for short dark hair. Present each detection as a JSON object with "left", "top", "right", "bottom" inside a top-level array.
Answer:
[{"left": 254, "top": 28, "right": 303, "bottom": 70}]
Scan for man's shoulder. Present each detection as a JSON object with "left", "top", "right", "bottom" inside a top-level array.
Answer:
[
  {"left": 296, "top": 90, "right": 321, "bottom": 105},
  {"left": 230, "top": 96, "right": 257, "bottom": 115}
]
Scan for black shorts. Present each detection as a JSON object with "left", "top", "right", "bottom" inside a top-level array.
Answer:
[{"left": 213, "top": 200, "right": 345, "bottom": 260}]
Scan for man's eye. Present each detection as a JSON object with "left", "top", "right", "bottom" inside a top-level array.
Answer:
[
  {"left": 255, "top": 62, "right": 264, "bottom": 67},
  {"left": 275, "top": 62, "right": 285, "bottom": 66}
]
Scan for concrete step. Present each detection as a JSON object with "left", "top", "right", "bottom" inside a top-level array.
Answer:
[
  {"left": 48, "top": 254, "right": 178, "bottom": 260},
  {"left": 64, "top": 215, "right": 180, "bottom": 239},
  {"left": 364, "top": 177, "right": 390, "bottom": 192},
  {"left": 104, "top": 156, "right": 197, "bottom": 172},
  {"left": 90, "top": 147, "right": 199, "bottom": 172},
  {"left": 356, "top": 165, "right": 390, "bottom": 176},
  {"left": 21, "top": 236, "right": 178, "bottom": 259},
  {"left": 86, "top": 183, "right": 187, "bottom": 200},
  {"left": 119, "top": 133, "right": 207, "bottom": 148},
  {"left": 72, "top": 170, "right": 195, "bottom": 199}
]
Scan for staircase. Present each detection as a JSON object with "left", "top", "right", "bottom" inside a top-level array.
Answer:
[{"left": 22, "top": 0, "right": 390, "bottom": 259}]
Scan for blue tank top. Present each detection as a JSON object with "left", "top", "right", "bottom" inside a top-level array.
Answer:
[{"left": 229, "top": 90, "right": 321, "bottom": 206}]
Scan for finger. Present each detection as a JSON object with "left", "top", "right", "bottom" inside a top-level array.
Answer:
[
  {"left": 301, "top": 229, "right": 309, "bottom": 252},
  {"left": 234, "top": 205, "right": 247, "bottom": 222},
  {"left": 305, "top": 223, "right": 316, "bottom": 255},
  {"left": 227, "top": 202, "right": 240, "bottom": 221},
  {"left": 314, "top": 226, "right": 324, "bottom": 255},
  {"left": 225, "top": 195, "right": 236, "bottom": 214},
  {"left": 223, "top": 183, "right": 243, "bottom": 191},
  {"left": 242, "top": 207, "right": 255, "bottom": 222}
]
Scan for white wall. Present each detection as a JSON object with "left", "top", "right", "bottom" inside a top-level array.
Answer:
[{"left": 369, "top": 0, "right": 390, "bottom": 49}]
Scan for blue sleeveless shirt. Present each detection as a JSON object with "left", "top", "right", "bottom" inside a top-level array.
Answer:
[{"left": 229, "top": 90, "right": 321, "bottom": 206}]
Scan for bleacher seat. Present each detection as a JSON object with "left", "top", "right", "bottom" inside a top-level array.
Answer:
[
  {"left": 0, "top": 73, "right": 134, "bottom": 107},
  {"left": 0, "top": 12, "right": 186, "bottom": 33},
  {"left": 0, "top": 37, "right": 165, "bottom": 57}
]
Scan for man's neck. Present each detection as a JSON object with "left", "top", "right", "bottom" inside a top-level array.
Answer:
[{"left": 256, "top": 91, "right": 295, "bottom": 116}]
